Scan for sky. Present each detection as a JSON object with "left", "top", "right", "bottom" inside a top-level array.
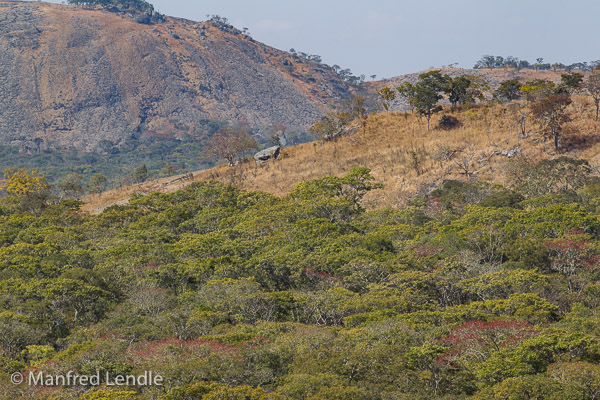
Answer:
[{"left": 51, "top": 0, "right": 600, "bottom": 79}]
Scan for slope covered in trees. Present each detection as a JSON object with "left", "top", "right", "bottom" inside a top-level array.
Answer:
[{"left": 1, "top": 162, "right": 600, "bottom": 398}]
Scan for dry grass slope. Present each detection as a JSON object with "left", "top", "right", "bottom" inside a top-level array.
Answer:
[{"left": 81, "top": 95, "right": 600, "bottom": 214}]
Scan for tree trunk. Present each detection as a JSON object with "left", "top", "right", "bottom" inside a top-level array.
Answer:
[
  {"left": 596, "top": 100, "right": 599, "bottom": 121},
  {"left": 427, "top": 116, "right": 430, "bottom": 133}
]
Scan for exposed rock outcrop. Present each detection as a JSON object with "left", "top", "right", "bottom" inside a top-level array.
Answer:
[
  {"left": 0, "top": 1, "right": 352, "bottom": 151},
  {"left": 254, "top": 146, "right": 280, "bottom": 164}
]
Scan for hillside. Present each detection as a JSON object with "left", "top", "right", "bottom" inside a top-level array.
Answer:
[
  {"left": 4, "top": 2, "right": 600, "bottom": 398},
  {"left": 0, "top": 1, "right": 352, "bottom": 152},
  {"left": 81, "top": 91, "right": 600, "bottom": 214},
  {"left": 4, "top": 110, "right": 600, "bottom": 398},
  {"left": 4, "top": 51, "right": 600, "bottom": 398}
]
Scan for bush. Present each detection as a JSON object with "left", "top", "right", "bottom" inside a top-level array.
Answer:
[
  {"left": 438, "top": 115, "right": 461, "bottom": 130},
  {"left": 479, "top": 190, "right": 524, "bottom": 209}
]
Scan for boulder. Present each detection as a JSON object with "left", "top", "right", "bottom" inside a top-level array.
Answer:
[
  {"left": 254, "top": 146, "right": 280, "bottom": 163},
  {"left": 499, "top": 147, "right": 522, "bottom": 158}
]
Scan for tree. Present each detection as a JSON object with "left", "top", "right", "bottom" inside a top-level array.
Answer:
[
  {"left": 81, "top": 390, "right": 137, "bottom": 400},
  {"left": 445, "top": 75, "right": 488, "bottom": 108},
  {"left": 507, "top": 102, "right": 528, "bottom": 136},
  {"left": 441, "top": 320, "right": 538, "bottom": 367},
  {"left": 89, "top": 173, "right": 108, "bottom": 195},
  {"left": 58, "top": 173, "right": 85, "bottom": 200},
  {"left": 413, "top": 71, "right": 450, "bottom": 132},
  {"left": 206, "top": 125, "right": 257, "bottom": 166},
  {"left": 545, "top": 234, "right": 597, "bottom": 293},
  {"left": 548, "top": 362, "right": 600, "bottom": 400},
  {"left": 0, "top": 168, "right": 50, "bottom": 214},
  {"left": 33, "top": 137, "right": 43, "bottom": 153},
  {"left": 481, "top": 375, "right": 585, "bottom": 400},
  {"left": 466, "top": 75, "right": 489, "bottom": 103},
  {"left": 445, "top": 76, "right": 472, "bottom": 109},
  {"left": 494, "top": 79, "right": 522, "bottom": 102},
  {"left": 0, "top": 168, "right": 48, "bottom": 196},
  {"left": 67, "top": 0, "right": 155, "bottom": 13},
  {"left": 530, "top": 94, "right": 572, "bottom": 152},
  {"left": 132, "top": 164, "right": 149, "bottom": 183},
  {"left": 585, "top": 70, "right": 600, "bottom": 121},
  {"left": 267, "top": 123, "right": 287, "bottom": 146},
  {"left": 0, "top": 315, "right": 40, "bottom": 358},
  {"left": 414, "top": 84, "right": 443, "bottom": 132},
  {"left": 560, "top": 72, "right": 584, "bottom": 93},
  {"left": 309, "top": 111, "right": 351, "bottom": 141},
  {"left": 420, "top": 70, "right": 451, "bottom": 89},
  {"left": 474, "top": 55, "right": 497, "bottom": 69},
  {"left": 377, "top": 87, "right": 396, "bottom": 113},
  {"left": 348, "top": 96, "right": 368, "bottom": 132},
  {"left": 406, "top": 344, "right": 449, "bottom": 396},
  {"left": 520, "top": 79, "right": 556, "bottom": 102},
  {"left": 396, "top": 82, "right": 417, "bottom": 112}
]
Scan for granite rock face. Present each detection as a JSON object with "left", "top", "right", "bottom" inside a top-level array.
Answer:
[{"left": 0, "top": 2, "right": 351, "bottom": 151}]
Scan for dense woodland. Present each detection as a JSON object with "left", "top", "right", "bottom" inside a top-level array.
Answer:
[{"left": 1, "top": 157, "right": 600, "bottom": 398}]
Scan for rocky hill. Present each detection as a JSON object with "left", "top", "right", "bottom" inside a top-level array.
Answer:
[{"left": 0, "top": 1, "right": 352, "bottom": 152}]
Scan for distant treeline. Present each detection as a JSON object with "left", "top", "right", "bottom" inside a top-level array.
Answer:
[
  {"left": 474, "top": 55, "right": 600, "bottom": 72},
  {"left": 289, "top": 48, "right": 367, "bottom": 84},
  {"left": 67, "top": 0, "right": 154, "bottom": 12}
]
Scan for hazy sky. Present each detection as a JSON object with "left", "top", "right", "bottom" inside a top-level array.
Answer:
[{"left": 52, "top": 0, "right": 600, "bottom": 79}]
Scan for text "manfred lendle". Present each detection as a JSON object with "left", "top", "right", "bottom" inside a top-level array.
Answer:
[{"left": 28, "top": 371, "right": 163, "bottom": 386}]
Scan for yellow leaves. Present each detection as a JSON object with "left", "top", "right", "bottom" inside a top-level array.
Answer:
[
  {"left": 21, "top": 344, "right": 55, "bottom": 367},
  {"left": 80, "top": 390, "right": 137, "bottom": 400},
  {"left": 0, "top": 168, "right": 48, "bottom": 196}
]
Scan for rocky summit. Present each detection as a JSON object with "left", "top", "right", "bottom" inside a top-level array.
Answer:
[{"left": 0, "top": 1, "right": 351, "bottom": 151}]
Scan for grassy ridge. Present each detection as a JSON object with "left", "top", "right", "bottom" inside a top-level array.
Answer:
[{"left": 83, "top": 94, "right": 600, "bottom": 214}]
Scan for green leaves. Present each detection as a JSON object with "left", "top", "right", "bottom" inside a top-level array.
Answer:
[
  {"left": 377, "top": 87, "right": 396, "bottom": 112},
  {"left": 1, "top": 168, "right": 600, "bottom": 397}
]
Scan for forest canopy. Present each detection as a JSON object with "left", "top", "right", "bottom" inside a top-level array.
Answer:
[{"left": 1, "top": 161, "right": 600, "bottom": 398}]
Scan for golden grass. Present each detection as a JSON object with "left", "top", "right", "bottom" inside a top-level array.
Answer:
[{"left": 81, "top": 96, "right": 600, "bottom": 214}]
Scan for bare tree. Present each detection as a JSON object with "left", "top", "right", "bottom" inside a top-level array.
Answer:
[
  {"left": 207, "top": 125, "right": 257, "bottom": 166},
  {"left": 507, "top": 103, "right": 528, "bottom": 137},
  {"left": 530, "top": 94, "right": 572, "bottom": 152},
  {"left": 435, "top": 146, "right": 458, "bottom": 177},
  {"left": 585, "top": 70, "right": 600, "bottom": 121},
  {"left": 454, "top": 145, "right": 476, "bottom": 178}
]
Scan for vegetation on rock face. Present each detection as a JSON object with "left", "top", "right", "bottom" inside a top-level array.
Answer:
[
  {"left": 473, "top": 54, "right": 600, "bottom": 71},
  {"left": 67, "top": 0, "right": 159, "bottom": 15},
  {"left": 1, "top": 159, "right": 600, "bottom": 398},
  {"left": 67, "top": 0, "right": 167, "bottom": 24}
]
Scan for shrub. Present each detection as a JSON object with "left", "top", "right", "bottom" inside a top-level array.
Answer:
[{"left": 438, "top": 115, "right": 461, "bottom": 130}]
